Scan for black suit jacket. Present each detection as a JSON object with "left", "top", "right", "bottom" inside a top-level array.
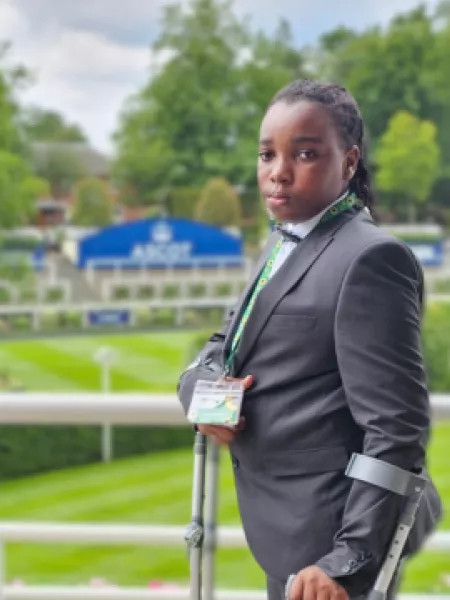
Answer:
[{"left": 177, "top": 208, "right": 442, "bottom": 597}]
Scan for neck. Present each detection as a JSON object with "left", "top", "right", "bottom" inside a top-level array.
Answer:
[{"left": 278, "top": 189, "right": 350, "bottom": 227}]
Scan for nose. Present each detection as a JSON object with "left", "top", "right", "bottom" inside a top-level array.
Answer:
[{"left": 269, "top": 156, "right": 293, "bottom": 185}]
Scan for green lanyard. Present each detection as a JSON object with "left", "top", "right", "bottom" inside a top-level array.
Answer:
[
  {"left": 224, "top": 193, "right": 362, "bottom": 375},
  {"left": 229, "top": 238, "right": 283, "bottom": 353}
]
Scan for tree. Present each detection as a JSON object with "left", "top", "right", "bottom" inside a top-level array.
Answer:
[
  {"left": 113, "top": 0, "right": 309, "bottom": 205},
  {"left": 0, "top": 151, "right": 43, "bottom": 228},
  {"left": 71, "top": 177, "right": 113, "bottom": 227},
  {"left": 0, "top": 41, "right": 30, "bottom": 155},
  {"left": 113, "top": 0, "right": 247, "bottom": 201},
  {"left": 23, "top": 108, "right": 87, "bottom": 143},
  {"left": 195, "top": 177, "right": 241, "bottom": 228},
  {"left": 32, "top": 146, "right": 85, "bottom": 198},
  {"left": 375, "top": 111, "right": 440, "bottom": 221},
  {"left": 314, "top": 8, "right": 435, "bottom": 141}
]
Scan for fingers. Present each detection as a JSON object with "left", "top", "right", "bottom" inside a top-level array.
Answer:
[
  {"left": 223, "top": 374, "right": 254, "bottom": 390},
  {"left": 289, "top": 575, "right": 303, "bottom": 600},
  {"left": 302, "top": 580, "right": 315, "bottom": 600},
  {"left": 333, "top": 586, "right": 349, "bottom": 600},
  {"left": 242, "top": 374, "right": 254, "bottom": 389},
  {"left": 197, "top": 424, "right": 239, "bottom": 446},
  {"left": 288, "top": 567, "right": 347, "bottom": 600}
]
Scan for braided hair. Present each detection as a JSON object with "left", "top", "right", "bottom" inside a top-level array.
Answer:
[{"left": 268, "top": 79, "right": 375, "bottom": 212}]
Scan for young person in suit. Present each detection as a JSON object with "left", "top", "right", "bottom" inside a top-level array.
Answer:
[{"left": 177, "top": 79, "right": 442, "bottom": 600}]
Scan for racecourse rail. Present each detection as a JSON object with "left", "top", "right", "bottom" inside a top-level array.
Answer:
[
  {"left": 0, "top": 292, "right": 450, "bottom": 333},
  {"left": 0, "top": 392, "right": 448, "bottom": 600}
]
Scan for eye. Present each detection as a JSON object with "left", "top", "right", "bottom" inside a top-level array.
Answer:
[
  {"left": 258, "top": 150, "right": 275, "bottom": 162},
  {"left": 295, "top": 149, "right": 318, "bottom": 160}
]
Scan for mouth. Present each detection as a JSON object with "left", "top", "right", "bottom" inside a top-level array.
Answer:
[{"left": 266, "top": 193, "right": 291, "bottom": 207}]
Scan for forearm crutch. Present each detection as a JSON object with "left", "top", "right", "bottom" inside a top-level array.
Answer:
[
  {"left": 285, "top": 453, "right": 427, "bottom": 600},
  {"left": 184, "top": 432, "right": 220, "bottom": 600},
  {"left": 185, "top": 432, "right": 207, "bottom": 600}
]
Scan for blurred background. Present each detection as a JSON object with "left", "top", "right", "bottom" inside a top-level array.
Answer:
[{"left": 0, "top": 0, "right": 449, "bottom": 597}]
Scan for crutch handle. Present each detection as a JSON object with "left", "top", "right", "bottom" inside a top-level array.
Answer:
[{"left": 284, "top": 574, "right": 296, "bottom": 600}]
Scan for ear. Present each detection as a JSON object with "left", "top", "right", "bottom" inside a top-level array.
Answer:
[{"left": 343, "top": 145, "right": 361, "bottom": 182}]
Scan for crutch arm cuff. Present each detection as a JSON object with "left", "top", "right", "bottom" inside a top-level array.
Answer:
[{"left": 345, "top": 453, "right": 427, "bottom": 497}]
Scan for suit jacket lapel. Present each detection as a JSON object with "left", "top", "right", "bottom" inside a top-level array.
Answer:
[{"left": 229, "top": 209, "right": 364, "bottom": 376}]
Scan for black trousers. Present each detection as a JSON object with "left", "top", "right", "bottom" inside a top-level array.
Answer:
[{"left": 267, "top": 570, "right": 402, "bottom": 600}]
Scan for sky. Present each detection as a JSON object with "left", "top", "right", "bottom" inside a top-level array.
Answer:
[{"left": 0, "top": 0, "right": 440, "bottom": 155}]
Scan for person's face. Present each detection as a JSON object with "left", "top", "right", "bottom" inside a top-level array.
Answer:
[{"left": 257, "top": 100, "right": 360, "bottom": 223}]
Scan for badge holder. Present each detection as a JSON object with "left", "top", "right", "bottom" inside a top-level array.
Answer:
[{"left": 187, "top": 379, "right": 245, "bottom": 427}]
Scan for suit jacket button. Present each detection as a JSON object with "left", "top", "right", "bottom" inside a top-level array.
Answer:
[{"left": 342, "top": 565, "right": 351, "bottom": 574}]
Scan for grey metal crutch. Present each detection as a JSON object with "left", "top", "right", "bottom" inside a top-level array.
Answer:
[
  {"left": 185, "top": 431, "right": 207, "bottom": 600},
  {"left": 285, "top": 453, "right": 428, "bottom": 600},
  {"left": 185, "top": 432, "right": 220, "bottom": 600}
]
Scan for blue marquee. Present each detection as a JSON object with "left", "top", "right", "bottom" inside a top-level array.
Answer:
[{"left": 77, "top": 218, "right": 244, "bottom": 269}]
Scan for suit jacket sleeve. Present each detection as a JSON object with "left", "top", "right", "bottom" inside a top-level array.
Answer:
[
  {"left": 315, "top": 240, "right": 430, "bottom": 596},
  {"left": 177, "top": 307, "right": 234, "bottom": 415}
]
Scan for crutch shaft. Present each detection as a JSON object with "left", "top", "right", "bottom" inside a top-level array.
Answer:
[{"left": 185, "top": 432, "right": 207, "bottom": 600}]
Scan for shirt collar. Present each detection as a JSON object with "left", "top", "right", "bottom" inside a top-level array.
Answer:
[{"left": 285, "top": 190, "right": 349, "bottom": 239}]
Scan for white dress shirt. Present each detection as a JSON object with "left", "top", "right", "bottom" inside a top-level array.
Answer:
[{"left": 269, "top": 192, "right": 349, "bottom": 279}]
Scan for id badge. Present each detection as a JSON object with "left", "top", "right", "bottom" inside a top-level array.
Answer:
[{"left": 188, "top": 379, "right": 244, "bottom": 426}]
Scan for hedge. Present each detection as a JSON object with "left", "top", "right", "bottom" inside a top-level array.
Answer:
[
  {"left": 422, "top": 301, "right": 450, "bottom": 392},
  {"left": 0, "top": 425, "right": 194, "bottom": 481}
]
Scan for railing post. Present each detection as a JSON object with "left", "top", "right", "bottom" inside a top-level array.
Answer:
[{"left": 203, "top": 441, "right": 220, "bottom": 600}]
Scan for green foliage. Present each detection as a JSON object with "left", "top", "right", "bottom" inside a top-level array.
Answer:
[
  {"left": 422, "top": 301, "right": 450, "bottom": 392},
  {"left": 0, "top": 41, "right": 30, "bottom": 155},
  {"left": 0, "top": 256, "right": 32, "bottom": 284},
  {"left": 313, "top": 7, "right": 435, "bottom": 141},
  {"left": 71, "top": 177, "right": 113, "bottom": 227},
  {"left": 0, "top": 151, "right": 39, "bottom": 228},
  {"left": 23, "top": 107, "right": 87, "bottom": 143},
  {"left": 195, "top": 177, "right": 242, "bottom": 227},
  {"left": 112, "top": 0, "right": 307, "bottom": 206},
  {"left": 33, "top": 147, "right": 85, "bottom": 198},
  {"left": 0, "top": 426, "right": 193, "bottom": 480},
  {"left": 168, "top": 186, "right": 201, "bottom": 218},
  {"left": 22, "top": 174, "right": 50, "bottom": 199},
  {"left": 375, "top": 111, "right": 440, "bottom": 215},
  {"left": 0, "top": 234, "right": 41, "bottom": 252}
]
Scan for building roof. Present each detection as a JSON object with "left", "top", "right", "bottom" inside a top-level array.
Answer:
[{"left": 32, "top": 142, "right": 111, "bottom": 178}]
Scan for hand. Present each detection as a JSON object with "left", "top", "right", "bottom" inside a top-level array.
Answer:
[
  {"left": 197, "top": 416, "right": 246, "bottom": 446},
  {"left": 288, "top": 566, "right": 349, "bottom": 600},
  {"left": 197, "top": 375, "right": 253, "bottom": 446}
]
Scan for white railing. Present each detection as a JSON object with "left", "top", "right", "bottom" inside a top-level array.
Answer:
[
  {"left": 0, "top": 393, "right": 448, "bottom": 600},
  {"left": 0, "top": 522, "right": 448, "bottom": 551},
  {"left": 0, "top": 293, "right": 450, "bottom": 333},
  {"left": 0, "top": 393, "right": 448, "bottom": 424},
  {"left": 1, "top": 587, "right": 449, "bottom": 600},
  {"left": 0, "top": 393, "right": 186, "bottom": 426}
]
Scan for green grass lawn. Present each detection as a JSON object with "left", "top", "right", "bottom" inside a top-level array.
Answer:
[
  {"left": 0, "top": 331, "right": 204, "bottom": 392},
  {"left": 0, "top": 423, "right": 448, "bottom": 594},
  {"left": 0, "top": 331, "right": 449, "bottom": 593}
]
